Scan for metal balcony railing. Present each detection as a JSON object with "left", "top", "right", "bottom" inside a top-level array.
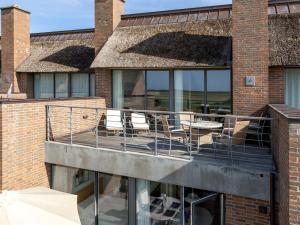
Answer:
[{"left": 46, "top": 105, "right": 274, "bottom": 169}]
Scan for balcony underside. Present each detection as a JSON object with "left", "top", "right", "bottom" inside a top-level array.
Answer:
[{"left": 45, "top": 130, "right": 273, "bottom": 201}]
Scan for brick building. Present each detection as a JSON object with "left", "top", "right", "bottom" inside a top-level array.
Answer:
[{"left": 0, "top": 0, "right": 300, "bottom": 225}]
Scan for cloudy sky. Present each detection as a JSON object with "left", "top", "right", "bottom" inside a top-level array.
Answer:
[{"left": 0, "top": 0, "right": 232, "bottom": 33}]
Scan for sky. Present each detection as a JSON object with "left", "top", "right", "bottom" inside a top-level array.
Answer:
[{"left": 0, "top": 0, "right": 232, "bottom": 33}]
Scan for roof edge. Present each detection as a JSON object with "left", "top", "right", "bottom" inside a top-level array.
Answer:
[{"left": 122, "top": 0, "right": 300, "bottom": 18}]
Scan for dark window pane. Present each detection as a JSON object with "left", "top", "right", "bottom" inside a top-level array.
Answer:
[{"left": 146, "top": 71, "right": 169, "bottom": 111}]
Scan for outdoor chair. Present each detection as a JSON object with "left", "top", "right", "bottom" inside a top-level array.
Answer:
[
  {"left": 161, "top": 115, "right": 188, "bottom": 153},
  {"left": 130, "top": 112, "right": 150, "bottom": 137},
  {"left": 105, "top": 109, "right": 124, "bottom": 135},
  {"left": 248, "top": 113, "right": 267, "bottom": 147},
  {"left": 179, "top": 112, "right": 194, "bottom": 132},
  {"left": 212, "top": 120, "right": 250, "bottom": 150},
  {"left": 222, "top": 116, "right": 237, "bottom": 136}
]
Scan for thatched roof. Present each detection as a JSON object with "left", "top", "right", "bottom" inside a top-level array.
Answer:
[
  {"left": 91, "top": 19, "right": 232, "bottom": 69},
  {"left": 16, "top": 30, "right": 95, "bottom": 73},
  {"left": 92, "top": 12, "right": 300, "bottom": 69},
  {"left": 269, "top": 13, "right": 300, "bottom": 66}
]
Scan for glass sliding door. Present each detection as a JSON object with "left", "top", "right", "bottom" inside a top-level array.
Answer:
[
  {"left": 174, "top": 70, "right": 205, "bottom": 113},
  {"left": 146, "top": 71, "right": 169, "bottom": 111},
  {"left": 136, "top": 179, "right": 181, "bottom": 225},
  {"left": 98, "top": 174, "right": 128, "bottom": 225},
  {"left": 207, "top": 70, "right": 231, "bottom": 114},
  {"left": 113, "top": 70, "right": 146, "bottom": 109}
]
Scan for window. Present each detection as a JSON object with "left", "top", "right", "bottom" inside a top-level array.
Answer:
[
  {"left": 146, "top": 71, "right": 169, "bottom": 111},
  {"left": 113, "top": 70, "right": 145, "bottom": 109},
  {"left": 55, "top": 73, "right": 69, "bottom": 98},
  {"left": 112, "top": 69, "right": 231, "bottom": 114},
  {"left": 34, "top": 73, "right": 95, "bottom": 99},
  {"left": 34, "top": 73, "right": 54, "bottom": 99},
  {"left": 90, "top": 74, "right": 96, "bottom": 97},
  {"left": 136, "top": 179, "right": 181, "bottom": 225},
  {"left": 207, "top": 70, "right": 231, "bottom": 114},
  {"left": 174, "top": 70, "right": 205, "bottom": 113},
  {"left": 285, "top": 69, "right": 300, "bottom": 109},
  {"left": 98, "top": 174, "right": 128, "bottom": 225},
  {"left": 71, "top": 73, "right": 90, "bottom": 97},
  {"left": 52, "top": 166, "right": 95, "bottom": 225}
]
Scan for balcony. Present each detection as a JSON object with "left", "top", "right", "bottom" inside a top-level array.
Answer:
[{"left": 45, "top": 105, "right": 275, "bottom": 200}]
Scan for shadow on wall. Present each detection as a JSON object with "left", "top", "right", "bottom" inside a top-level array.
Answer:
[
  {"left": 123, "top": 32, "right": 232, "bottom": 66},
  {"left": 42, "top": 46, "right": 95, "bottom": 70}
]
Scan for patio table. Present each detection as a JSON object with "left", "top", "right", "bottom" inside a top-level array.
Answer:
[{"left": 180, "top": 120, "right": 223, "bottom": 147}]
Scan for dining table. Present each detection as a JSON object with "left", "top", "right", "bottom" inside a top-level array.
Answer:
[{"left": 180, "top": 120, "right": 223, "bottom": 148}]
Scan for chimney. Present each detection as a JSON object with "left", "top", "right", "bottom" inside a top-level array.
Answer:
[
  {"left": 94, "top": 0, "right": 124, "bottom": 54},
  {"left": 1, "top": 5, "right": 30, "bottom": 94},
  {"left": 232, "top": 0, "right": 269, "bottom": 115}
]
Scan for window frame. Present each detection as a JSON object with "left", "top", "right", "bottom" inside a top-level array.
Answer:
[
  {"left": 112, "top": 68, "right": 232, "bottom": 113},
  {"left": 34, "top": 72, "right": 96, "bottom": 99}
]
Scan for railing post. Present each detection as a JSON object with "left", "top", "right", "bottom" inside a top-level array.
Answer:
[
  {"left": 155, "top": 113, "right": 158, "bottom": 156},
  {"left": 123, "top": 111, "right": 127, "bottom": 151},
  {"left": 96, "top": 109, "right": 99, "bottom": 148},
  {"left": 70, "top": 107, "right": 73, "bottom": 145},
  {"left": 189, "top": 113, "right": 192, "bottom": 160},
  {"left": 46, "top": 105, "right": 50, "bottom": 141}
]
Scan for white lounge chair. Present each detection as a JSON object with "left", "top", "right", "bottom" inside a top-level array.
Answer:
[
  {"left": 105, "top": 110, "right": 124, "bottom": 135},
  {"left": 130, "top": 113, "right": 150, "bottom": 136}
]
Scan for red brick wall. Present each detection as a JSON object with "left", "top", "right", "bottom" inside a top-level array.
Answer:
[
  {"left": 0, "top": 98, "right": 106, "bottom": 191},
  {"left": 95, "top": 68, "right": 112, "bottom": 107},
  {"left": 17, "top": 73, "right": 34, "bottom": 99},
  {"left": 94, "top": 0, "right": 124, "bottom": 54},
  {"left": 1, "top": 6, "right": 30, "bottom": 93},
  {"left": 269, "top": 107, "right": 289, "bottom": 225},
  {"left": 269, "top": 68, "right": 285, "bottom": 104},
  {"left": 232, "top": 0, "right": 269, "bottom": 115},
  {"left": 226, "top": 195, "right": 271, "bottom": 225},
  {"left": 288, "top": 123, "right": 300, "bottom": 225},
  {"left": 269, "top": 105, "right": 300, "bottom": 225}
]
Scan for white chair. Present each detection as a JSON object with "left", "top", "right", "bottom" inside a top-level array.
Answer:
[
  {"left": 130, "top": 113, "right": 150, "bottom": 137},
  {"left": 105, "top": 110, "right": 124, "bottom": 135}
]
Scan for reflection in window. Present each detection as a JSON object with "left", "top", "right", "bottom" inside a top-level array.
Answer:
[
  {"left": 52, "top": 166, "right": 95, "bottom": 225},
  {"left": 113, "top": 70, "right": 145, "bottom": 109},
  {"left": 207, "top": 70, "right": 231, "bottom": 114},
  {"left": 175, "top": 70, "right": 205, "bottom": 113},
  {"left": 136, "top": 179, "right": 181, "bottom": 225},
  {"left": 146, "top": 71, "right": 169, "bottom": 111},
  {"left": 98, "top": 174, "right": 128, "bottom": 225},
  {"left": 184, "top": 188, "right": 221, "bottom": 225}
]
